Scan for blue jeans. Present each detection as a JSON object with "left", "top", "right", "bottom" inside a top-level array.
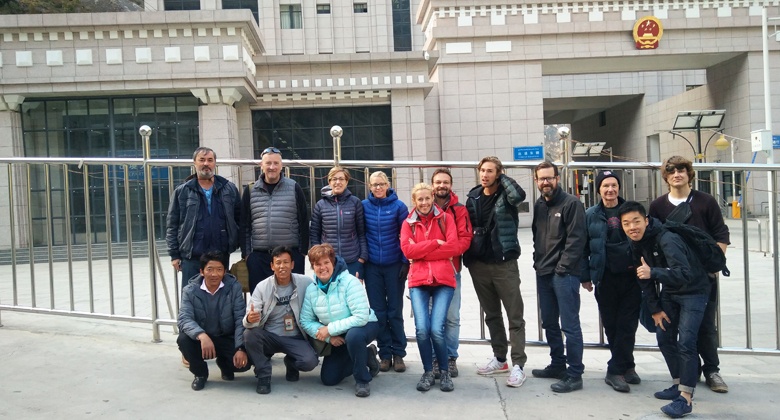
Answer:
[
  {"left": 320, "top": 321, "right": 381, "bottom": 386},
  {"left": 657, "top": 292, "right": 709, "bottom": 394},
  {"left": 180, "top": 257, "right": 201, "bottom": 290},
  {"left": 536, "top": 273, "right": 585, "bottom": 377},
  {"left": 410, "top": 285, "right": 454, "bottom": 372},
  {"left": 432, "top": 272, "right": 461, "bottom": 360},
  {"left": 364, "top": 261, "right": 407, "bottom": 359}
]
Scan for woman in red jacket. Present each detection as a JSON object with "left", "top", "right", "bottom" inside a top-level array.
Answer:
[{"left": 401, "top": 183, "right": 459, "bottom": 393}]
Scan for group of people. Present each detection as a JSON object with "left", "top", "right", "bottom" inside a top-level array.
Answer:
[{"left": 166, "top": 147, "right": 729, "bottom": 418}]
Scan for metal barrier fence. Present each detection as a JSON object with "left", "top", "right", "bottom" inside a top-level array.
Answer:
[{"left": 1, "top": 145, "right": 779, "bottom": 356}]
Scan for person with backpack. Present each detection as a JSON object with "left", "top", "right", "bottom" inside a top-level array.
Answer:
[
  {"left": 620, "top": 201, "right": 710, "bottom": 418},
  {"left": 583, "top": 170, "right": 641, "bottom": 392},
  {"left": 401, "top": 183, "right": 460, "bottom": 392},
  {"left": 649, "top": 156, "right": 730, "bottom": 393}
]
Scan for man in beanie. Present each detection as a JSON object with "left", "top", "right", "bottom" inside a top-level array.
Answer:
[{"left": 583, "top": 170, "right": 642, "bottom": 392}]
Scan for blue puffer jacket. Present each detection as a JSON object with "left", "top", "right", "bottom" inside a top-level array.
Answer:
[
  {"left": 310, "top": 186, "right": 368, "bottom": 263},
  {"left": 299, "top": 257, "right": 377, "bottom": 342},
  {"left": 362, "top": 188, "right": 408, "bottom": 265},
  {"left": 583, "top": 197, "right": 629, "bottom": 286},
  {"left": 165, "top": 175, "right": 241, "bottom": 260},
  {"left": 177, "top": 273, "right": 246, "bottom": 350}
]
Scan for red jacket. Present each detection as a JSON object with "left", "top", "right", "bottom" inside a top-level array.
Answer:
[
  {"left": 400, "top": 205, "right": 460, "bottom": 288},
  {"left": 438, "top": 191, "right": 473, "bottom": 273}
]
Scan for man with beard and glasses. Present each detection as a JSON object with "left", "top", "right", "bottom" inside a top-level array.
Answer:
[
  {"left": 429, "top": 168, "right": 472, "bottom": 379},
  {"left": 531, "top": 161, "right": 588, "bottom": 393},
  {"left": 167, "top": 147, "right": 241, "bottom": 287},
  {"left": 464, "top": 157, "right": 529, "bottom": 389}
]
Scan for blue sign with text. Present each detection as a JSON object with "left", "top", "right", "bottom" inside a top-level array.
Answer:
[
  {"left": 513, "top": 146, "right": 544, "bottom": 161},
  {"left": 774, "top": 135, "right": 780, "bottom": 149}
]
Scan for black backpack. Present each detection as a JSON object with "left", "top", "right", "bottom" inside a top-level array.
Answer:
[{"left": 660, "top": 220, "right": 730, "bottom": 277}]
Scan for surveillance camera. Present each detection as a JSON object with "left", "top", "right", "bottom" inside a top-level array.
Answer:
[
  {"left": 557, "top": 126, "right": 571, "bottom": 139},
  {"left": 139, "top": 125, "right": 152, "bottom": 137},
  {"left": 330, "top": 125, "right": 343, "bottom": 138}
]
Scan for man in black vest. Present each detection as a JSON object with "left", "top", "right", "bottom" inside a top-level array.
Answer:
[{"left": 241, "top": 147, "right": 309, "bottom": 293}]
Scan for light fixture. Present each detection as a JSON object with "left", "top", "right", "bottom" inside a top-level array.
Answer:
[{"left": 714, "top": 134, "right": 730, "bottom": 151}]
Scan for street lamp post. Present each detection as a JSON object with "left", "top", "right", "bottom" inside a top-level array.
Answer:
[{"left": 671, "top": 110, "right": 726, "bottom": 190}]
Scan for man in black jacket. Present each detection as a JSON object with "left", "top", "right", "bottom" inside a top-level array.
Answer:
[
  {"left": 620, "top": 201, "right": 709, "bottom": 418},
  {"left": 530, "top": 161, "right": 588, "bottom": 393}
]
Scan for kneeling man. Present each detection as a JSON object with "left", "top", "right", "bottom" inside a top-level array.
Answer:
[
  {"left": 244, "top": 246, "right": 319, "bottom": 394},
  {"left": 178, "top": 251, "right": 250, "bottom": 391}
]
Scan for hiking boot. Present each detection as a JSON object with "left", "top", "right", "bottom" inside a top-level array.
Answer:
[
  {"left": 605, "top": 373, "right": 630, "bottom": 392},
  {"left": 661, "top": 396, "right": 693, "bottom": 418},
  {"left": 506, "top": 365, "right": 527, "bottom": 388},
  {"left": 706, "top": 372, "right": 728, "bottom": 393},
  {"left": 393, "top": 355, "right": 407, "bottom": 373},
  {"left": 654, "top": 384, "right": 681, "bottom": 400},
  {"left": 416, "top": 371, "right": 435, "bottom": 392},
  {"left": 624, "top": 368, "right": 641, "bottom": 385},
  {"left": 448, "top": 358, "right": 459, "bottom": 378},
  {"left": 439, "top": 370, "right": 454, "bottom": 392},
  {"left": 476, "top": 357, "right": 509, "bottom": 375},
  {"left": 379, "top": 359, "right": 392, "bottom": 372},
  {"left": 284, "top": 355, "right": 299, "bottom": 382},
  {"left": 433, "top": 358, "right": 440, "bottom": 379},
  {"left": 366, "top": 344, "right": 380, "bottom": 377},
  {"left": 531, "top": 364, "right": 567, "bottom": 379},
  {"left": 551, "top": 375, "right": 583, "bottom": 393},
  {"left": 256, "top": 377, "right": 271, "bottom": 394},
  {"left": 355, "top": 382, "right": 371, "bottom": 398}
]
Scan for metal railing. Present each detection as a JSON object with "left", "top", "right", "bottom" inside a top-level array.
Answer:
[{"left": 1, "top": 140, "right": 780, "bottom": 356}]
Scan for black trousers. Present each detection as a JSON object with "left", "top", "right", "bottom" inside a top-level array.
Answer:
[
  {"left": 698, "top": 276, "right": 720, "bottom": 376},
  {"left": 246, "top": 248, "right": 306, "bottom": 293},
  {"left": 177, "top": 333, "right": 246, "bottom": 378},
  {"left": 595, "top": 271, "right": 641, "bottom": 375}
]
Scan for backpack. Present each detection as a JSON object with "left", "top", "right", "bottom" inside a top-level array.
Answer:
[{"left": 659, "top": 220, "right": 730, "bottom": 277}]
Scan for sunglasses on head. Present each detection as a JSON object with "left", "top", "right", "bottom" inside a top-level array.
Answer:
[
  {"left": 261, "top": 147, "right": 281, "bottom": 157},
  {"left": 665, "top": 163, "right": 687, "bottom": 173}
]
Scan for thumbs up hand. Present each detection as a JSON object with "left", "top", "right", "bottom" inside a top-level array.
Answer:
[
  {"left": 637, "top": 257, "right": 652, "bottom": 280},
  {"left": 247, "top": 302, "right": 260, "bottom": 324}
]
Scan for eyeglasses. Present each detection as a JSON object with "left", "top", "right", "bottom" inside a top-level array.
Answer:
[
  {"left": 261, "top": 147, "right": 281, "bottom": 157},
  {"left": 665, "top": 164, "right": 687, "bottom": 173},
  {"left": 536, "top": 177, "right": 556, "bottom": 183},
  {"left": 370, "top": 183, "right": 388, "bottom": 188},
  {"left": 330, "top": 177, "right": 347, "bottom": 183}
]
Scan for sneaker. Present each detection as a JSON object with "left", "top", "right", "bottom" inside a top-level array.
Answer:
[
  {"left": 417, "top": 371, "right": 435, "bottom": 392},
  {"left": 448, "top": 358, "right": 459, "bottom": 378},
  {"left": 705, "top": 372, "right": 728, "bottom": 393},
  {"left": 506, "top": 365, "right": 527, "bottom": 388},
  {"left": 284, "top": 355, "right": 299, "bottom": 382},
  {"left": 355, "top": 382, "right": 371, "bottom": 398},
  {"left": 433, "top": 358, "right": 440, "bottom": 379},
  {"left": 256, "top": 377, "right": 271, "bottom": 394},
  {"left": 477, "top": 357, "right": 510, "bottom": 375},
  {"left": 531, "top": 364, "right": 567, "bottom": 379},
  {"left": 393, "top": 355, "right": 407, "bottom": 373},
  {"left": 605, "top": 373, "right": 630, "bottom": 392},
  {"left": 379, "top": 359, "right": 392, "bottom": 372},
  {"left": 654, "top": 384, "right": 681, "bottom": 400},
  {"left": 551, "top": 375, "right": 583, "bottom": 393},
  {"left": 660, "top": 396, "right": 693, "bottom": 418},
  {"left": 439, "top": 370, "right": 454, "bottom": 392},
  {"left": 624, "top": 368, "right": 641, "bottom": 385},
  {"left": 366, "top": 344, "right": 380, "bottom": 377}
]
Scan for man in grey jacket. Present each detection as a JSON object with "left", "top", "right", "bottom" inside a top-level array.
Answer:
[
  {"left": 531, "top": 161, "right": 588, "bottom": 393},
  {"left": 243, "top": 246, "right": 319, "bottom": 394},
  {"left": 177, "top": 252, "right": 250, "bottom": 391},
  {"left": 241, "top": 147, "right": 310, "bottom": 293},
  {"left": 166, "top": 147, "right": 241, "bottom": 286}
]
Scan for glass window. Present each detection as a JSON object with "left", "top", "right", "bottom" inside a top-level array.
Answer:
[
  {"left": 164, "top": 0, "right": 200, "bottom": 10},
  {"left": 223, "top": 0, "right": 260, "bottom": 23},
  {"left": 281, "top": 4, "right": 303, "bottom": 29},
  {"left": 354, "top": 3, "right": 368, "bottom": 13},
  {"left": 316, "top": 4, "right": 330, "bottom": 14},
  {"left": 392, "top": 1, "right": 412, "bottom": 52}
]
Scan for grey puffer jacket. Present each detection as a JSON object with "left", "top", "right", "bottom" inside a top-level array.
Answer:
[
  {"left": 166, "top": 175, "right": 241, "bottom": 261},
  {"left": 178, "top": 273, "right": 247, "bottom": 350},
  {"left": 310, "top": 186, "right": 368, "bottom": 263}
]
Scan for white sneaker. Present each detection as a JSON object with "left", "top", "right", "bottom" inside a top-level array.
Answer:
[
  {"left": 506, "top": 365, "right": 527, "bottom": 388},
  {"left": 476, "top": 357, "right": 509, "bottom": 375}
]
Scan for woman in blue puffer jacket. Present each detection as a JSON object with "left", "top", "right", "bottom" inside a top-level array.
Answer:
[{"left": 362, "top": 171, "right": 409, "bottom": 373}]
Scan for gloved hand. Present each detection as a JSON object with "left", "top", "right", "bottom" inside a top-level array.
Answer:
[{"left": 399, "top": 262, "right": 410, "bottom": 282}]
